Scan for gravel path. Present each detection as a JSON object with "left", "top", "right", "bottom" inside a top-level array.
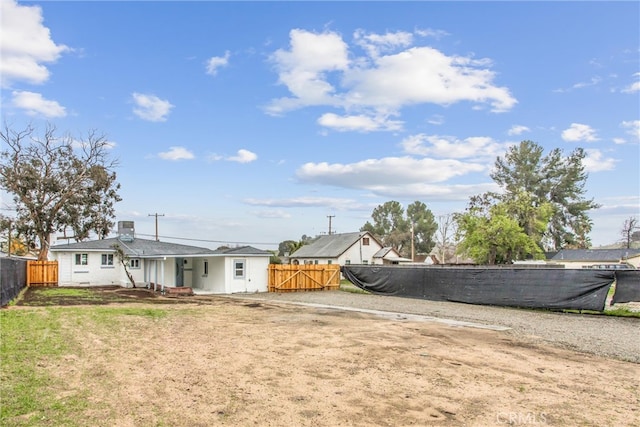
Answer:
[{"left": 223, "top": 290, "right": 640, "bottom": 363}]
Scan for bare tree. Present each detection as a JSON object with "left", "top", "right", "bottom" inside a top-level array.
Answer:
[
  {"left": 0, "top": 123, "right": 121, "bottom": 260},
  {"left": 435, "top": 214, "right": 456, "bottom": 264},
  {"left": 621, "top": 217, "right": 639, "bottom": 249}
]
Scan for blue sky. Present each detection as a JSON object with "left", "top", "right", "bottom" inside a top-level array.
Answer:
[{"left": 1, "top": 0, "right": 639, "bottom": 250}]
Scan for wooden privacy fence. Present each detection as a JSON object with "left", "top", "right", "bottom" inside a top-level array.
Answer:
[
  {"left": 27, "top": 260, "right": 58, "bottom": 287},
  {"left": 268, "top": 264, "right": 341, "bottom": 292}
]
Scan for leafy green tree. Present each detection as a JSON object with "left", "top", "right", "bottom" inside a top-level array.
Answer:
[
  {"left": 279, "top": 235, "right": 315, "bottom": 256},
  {"left": 491, "top": 140, "right": 599, "bottom": 250},
  {"left": 0, "top": 123, "right": 121, "bottom": 260},
  {"left": 455, "top": 198, "right": 546, "bottom": 265},
  {"left": 361, "top": 200, "right": 437, "bottom": 257}
]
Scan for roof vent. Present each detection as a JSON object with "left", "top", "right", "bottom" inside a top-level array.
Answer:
[{"left": 118, "top": 221, "right": 135, "bottom": 242}]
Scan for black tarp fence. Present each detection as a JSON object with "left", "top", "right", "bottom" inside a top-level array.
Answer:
[
  {"left": 0, "top": 257, "right": 27, "bottom": 306},
  {"left": 341, "top": 265, "right": 616, "bottom": 311},
  {"left": 611, "top": 270, "right": 640, "bottom": 305}
]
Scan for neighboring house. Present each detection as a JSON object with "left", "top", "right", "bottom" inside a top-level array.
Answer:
[
  {"left": 289, "top": 231, "right": 407, "bottom": 265},
  {"left": 49, "top": 221, "right": 272, "bottom": 293},
  {"left": 549, "top": 249, "right": 640, "bottom": 269}
]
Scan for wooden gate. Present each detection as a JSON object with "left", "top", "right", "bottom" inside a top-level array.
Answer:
[
  {"left": 268, "top": 264, "right": 340, "bottom": 292},
  {"left": 27, "top": 261, "right": 58, "bottom": 287}
]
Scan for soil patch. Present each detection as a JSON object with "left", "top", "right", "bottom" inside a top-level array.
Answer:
[{"left": 6, "top": 287, "right": 640, "bottom": 426}]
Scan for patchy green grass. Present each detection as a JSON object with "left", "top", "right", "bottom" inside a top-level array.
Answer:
[
  {"left": 0, "top": 306, "right": 169, "bottom": 426},
  {"left": 339, "top": 280, "right": 369, "bottom": 294},
  {"left": 0, "top": 308, "right": 88, "bottom": 426}
]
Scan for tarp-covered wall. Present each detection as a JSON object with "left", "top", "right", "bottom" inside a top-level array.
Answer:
[
  {"left": 341, "top": 266, "right": 615, "bottom": 311},
  {"left": 612, "top": 270, "right": 640, "bottom": 304}
]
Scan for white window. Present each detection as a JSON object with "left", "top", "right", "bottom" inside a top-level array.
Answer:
[
  {"left": 203, "top": 261, "right": 209, "bottom": 275},
  {"left": 129, "top": 259, "right": 140, "bottom": 269},
  {"left": 327, "top": 260, "right": 332, "bottom": 265},
  {"left": 345, "top": 260, "right": 351, "bottom": 265},
  {"left": 101, "top": 254, "right": 114, "bottom": 266},
  {"left": 75, "top": 253, "right": 88, "bottom": 265},
  {"left": 233, "top": 259, "right": 245, "bottom": 279},
  {"left": 363, "top": 260, "right": 368, "bottom": 265}
]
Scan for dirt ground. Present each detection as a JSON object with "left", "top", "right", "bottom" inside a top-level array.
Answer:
[{"left": 9, "top": 287, "right": 640, "bottom": 426}]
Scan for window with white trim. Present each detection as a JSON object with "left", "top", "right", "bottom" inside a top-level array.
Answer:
[
  {"left": 101, "top": 254, "right": 114, "bottom": 266},
  {"left": 203, "top": 261, "right": 209, "bottom": 276},
  {"left": 233, "top": 259, "right": 245, "bottom": 279},
  {"left": 75, "top": 253, "right": 88, "bottom": 265},
  {"left": 129, "top": 259, "right": 140, "bottom": 269}
]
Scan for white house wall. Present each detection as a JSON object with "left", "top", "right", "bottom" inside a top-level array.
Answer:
[
  {"left": 53, "top": 251, "right": 145, "bottom": 287},
  {"left": 191, "top": 257, "right": 227, "bottom": 293},
  {"left": 230, "top": 257, "right": 269, "bottom": 293},
  {"left": 338, "top": 239, "right": 384, "bottom": 265}
]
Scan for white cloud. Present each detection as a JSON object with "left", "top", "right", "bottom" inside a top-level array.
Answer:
[
  {"left": 415, "top": 28, "right": 450, "bottom": 40},
  {"left": 296, "top": 156, "right": 486, "bottom": 191},
  {"left": 561, "top": 123, "right": 599, "bottom": 142},
  {"left": 244, "top": 196, "right": 363, "bottom": 210},
  {"left": 266, "top": 28, "right": 349, "bottom": 116},
  {"left": 158, "top": 146, "right": 194, "bottom": 161},
  {"left": 266, "top": 29, "right": 517, "bottom": 126},
  {"left": 206, "top": 51, "right": 230, "bottom": 76},
  {"left": 621, "top": 72, "right": 639, "bottom": 93},
  {"left": 317, "top": 112, "right": 403, "bottom": 132},
  {"left": 427, "top": 115, "right": 444, "bottom": 125},
  {"left": 250, "top": 210, "right": 292, "bottom": 219},
  {"left": 0, "top": 0, "right": 70, "bottom": 88},
  {"left": 582, "top": 149, "right": 617, "bottom": 172},
  {"left": 11, "top": 90, "right": 66, "bottom": 117},
  {"left": 227, "top": 149, "right": 257, "bottom": 163},
  {"left": 621, "top": 120, "right": 640, "bottom": 142},
  {"left": 507, "top": 125, "right": 530, "bottom": 136},
  {"left": 366, "top": 182, "right": 500, "bottom": 201},
  {"left": 353, "top": 29, "right": 413, "bottom": 58},
  {"left": 132, "top": 92, "right": 174, "bottom": 122},
  {"left": 400, "top": 134, "right": 510, "bottom": 159}
]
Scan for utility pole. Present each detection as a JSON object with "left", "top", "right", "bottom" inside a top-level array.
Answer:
[
  {"left": 148, "top": 213, "right": 164, "bottom": 241},
  {"left": 411, "top": 222, "right": 415, "bottom": 262},
  {"left": 327, "top": 215, "right": 335, "bottom": 235}
]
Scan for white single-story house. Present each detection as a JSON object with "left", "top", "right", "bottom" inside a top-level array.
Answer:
[
  {"left": 289, "top": 231, "right": 410, "bottom": 266},
  {"left": 548, "top": 248, "right": 640, "bottom": 269},
  {"left": 49, "top": 221, "right": 272, "bottom": 294}
]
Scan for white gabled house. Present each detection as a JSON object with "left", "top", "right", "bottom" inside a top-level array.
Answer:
[
  {"left": 49, "top": 221, "right": 272, "bottom": 294},
  {"left": 289, "top": 231, "right": 410, "bottom": 266}
]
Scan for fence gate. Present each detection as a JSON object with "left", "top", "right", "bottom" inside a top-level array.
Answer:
[
  {"left": 27, "top": 260, "right": 58, "bottom": 287},
  {"left": 268, "top": 264, "right": 340, "bottom": 292}
]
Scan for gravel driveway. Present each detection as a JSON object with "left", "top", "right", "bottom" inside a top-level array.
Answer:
[{"left": 223, "top": 290, "right": 640, "bottom": 363}]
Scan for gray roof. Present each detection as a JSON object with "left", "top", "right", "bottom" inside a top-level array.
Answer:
[
  {"left": 551, "top": 248, "right": 640, "bottom": 262},
  {"left": 373, "top": 247, "right": 397, "bottom": 258},
  {"left": 291, "top": 232, "right": 376, "bottom": 258},
  {"left": 50, "top": 237, "right": 270, "bottom": 258}
]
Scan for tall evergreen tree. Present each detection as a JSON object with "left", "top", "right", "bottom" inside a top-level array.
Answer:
[{"left": 490, "top": 140, "right": 599, "bottom": 250}]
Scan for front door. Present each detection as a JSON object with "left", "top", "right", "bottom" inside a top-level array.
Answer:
[{"left": 175, "top": 258, "right": 184, "bottom": 287}]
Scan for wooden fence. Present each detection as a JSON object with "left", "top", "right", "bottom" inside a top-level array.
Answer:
[
  {"left": 268, "top": 264, "right": 341, "bottom": 292},
  {"left": 27, "top": 260, "right": 58, "bottom": 287}
]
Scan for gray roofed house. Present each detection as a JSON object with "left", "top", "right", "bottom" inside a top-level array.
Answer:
[
  {"left": 550, "top": 248, "right": 640, "bottom": 269},
  {"left": 290, "top": 231, "right": 407, "bottom": 266},
  {"left": 49, "top": 221, "right": 272, "bottom": 293}
]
